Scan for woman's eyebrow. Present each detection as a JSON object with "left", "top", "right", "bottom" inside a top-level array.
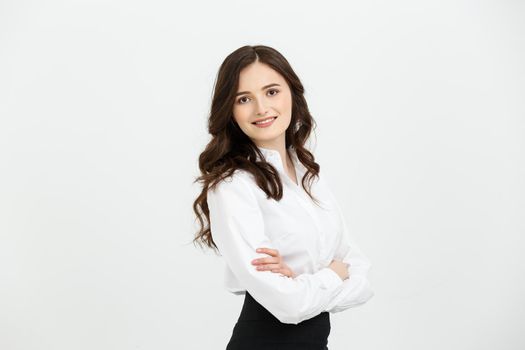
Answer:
[{"left": 236, "top": 83, "right": 281, "bottom": 97}]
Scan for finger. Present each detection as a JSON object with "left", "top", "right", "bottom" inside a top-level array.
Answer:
[
  {"left": 256, "top": 247, "right": 280, "bottom": 257},
  {"left": 255, "top": 263, "right": 282, "bottom": 271},
  {"left": 252, "top": 257, "right": 280, "bottom": 265}
]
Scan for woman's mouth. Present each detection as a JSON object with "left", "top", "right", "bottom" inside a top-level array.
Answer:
[{"left": 252, "top": 116, "right": 277, "bottom": 128}]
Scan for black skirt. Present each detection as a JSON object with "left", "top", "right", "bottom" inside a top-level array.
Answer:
[{"left": 226, "top": 291, "right": 331, "bottom": 350}]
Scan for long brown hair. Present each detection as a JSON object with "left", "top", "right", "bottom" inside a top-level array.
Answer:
[{"left": 192, "top": 45, "right": 322, "bottom": 253}]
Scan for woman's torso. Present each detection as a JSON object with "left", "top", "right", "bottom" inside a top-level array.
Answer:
[{"left": 224, "top": 146, "right": 345, "bottom": 294}]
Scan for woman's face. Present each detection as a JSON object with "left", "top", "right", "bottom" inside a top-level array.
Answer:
[{"left": 232, "top": 62, "right": 293, "bottom": 148}]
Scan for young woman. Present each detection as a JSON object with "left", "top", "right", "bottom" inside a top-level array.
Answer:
[{"left": 193, "top": 45, "right": 374, "bottom": 350}]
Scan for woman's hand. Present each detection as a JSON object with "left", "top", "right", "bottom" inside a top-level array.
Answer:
[
  {"left": 328, "top": 260, "right": 350, "bottom": 281},
  {"left": 252, "top": 247, "right": 297, "bottom": 278}
]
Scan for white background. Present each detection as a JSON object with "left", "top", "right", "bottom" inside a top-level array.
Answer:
[{"left": 1, "top": 0, "right": 524, "bottom": 349}]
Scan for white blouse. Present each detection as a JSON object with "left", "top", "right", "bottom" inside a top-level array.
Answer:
[{"left": 207, "top": 145, "right": 374, "bottom": 325}]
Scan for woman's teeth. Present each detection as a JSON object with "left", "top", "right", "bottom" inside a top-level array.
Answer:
[{"left": 253, "top": 117, "right": 276, "bottom": 125}]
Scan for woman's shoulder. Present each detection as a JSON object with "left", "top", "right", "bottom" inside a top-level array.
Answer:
[
  {"left": 206, "top": 169, "right": 259, "bottom": 210},
  {"left": 207, "top": 169, "right": 254, "bottom": 195}
]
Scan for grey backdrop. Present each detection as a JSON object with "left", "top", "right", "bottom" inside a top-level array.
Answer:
[{"left": 1, "top": 0, "right": 524, "bottom": 349}]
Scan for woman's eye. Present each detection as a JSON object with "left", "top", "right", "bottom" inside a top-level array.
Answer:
[{"left": 237, "top": 89, "right": 279, "bottom": 104}]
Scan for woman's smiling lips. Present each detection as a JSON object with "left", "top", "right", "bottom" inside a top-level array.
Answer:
[{"left": 252, "top": 116, "right": 277, "bottom": 128}]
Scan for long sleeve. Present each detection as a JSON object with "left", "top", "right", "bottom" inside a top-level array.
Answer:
[
  {"left": 207, "top": 173, "right": 346, "bottom": 325},
  {"left": 322, "top": 182, "right": 375, "bottom": 313}
]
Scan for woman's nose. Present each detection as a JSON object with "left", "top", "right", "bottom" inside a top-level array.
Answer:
[{"left": 255, "top": 98, "right": 268, "bottom": 116}]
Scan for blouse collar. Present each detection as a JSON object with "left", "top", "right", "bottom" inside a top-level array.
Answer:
[{"left": 255, "top": 145, "right": 306, "bottom": 179}]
